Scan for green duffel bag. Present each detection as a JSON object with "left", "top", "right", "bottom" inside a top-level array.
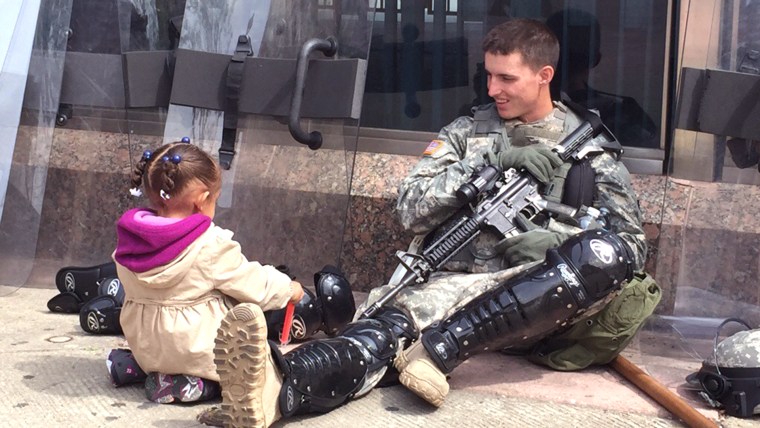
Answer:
[{"left": 527, "top": 272, "right": 662, "bottom": 371}]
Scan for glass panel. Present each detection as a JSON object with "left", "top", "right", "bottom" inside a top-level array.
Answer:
[
  {"left": 116, "top": 0, "right": 186, "bottom": 261},
  {"left": 0, "top": 0, "right": 72, "bottom": 295},
  {"left": 360, "top": 0, "right": 669, "bottom": 150},
  {"left": 164, "top": 0, "right": 375, "bottom": 281},
  {"left": 117, "top": 0, "right": 187, "bottom": 159},
  {"left": 21, "top": 0, "right": 139, "bottom": 289},
  {"left": 635, "top": 0, "right": 760, "bottom": 412},
  {"left": 671, "top": 0, "right": 760, "bottom": 184},
  {"left": 117, "top": 0, "right": 185, "bottom": 52},
  {"left": 0, "top": 0, "right": 373, "bottom": 294},
  {"left": 1, "top": 0, "right": 185, "bottom": 292}
]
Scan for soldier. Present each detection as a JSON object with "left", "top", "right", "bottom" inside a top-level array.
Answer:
[
  {"left": 207, "top": 17, "right": 661, "bottom": 427},
  {"left": 359, "top": 16, "right": 660, "bottom": 407}
]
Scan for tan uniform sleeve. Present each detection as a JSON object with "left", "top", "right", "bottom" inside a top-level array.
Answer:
[{"left": 205, "top": 235, "right": 293, "bottom": 311}]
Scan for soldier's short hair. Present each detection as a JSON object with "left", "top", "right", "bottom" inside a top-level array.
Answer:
[{"left": 482, "top": 18, "right": 560, "bottom": 72}]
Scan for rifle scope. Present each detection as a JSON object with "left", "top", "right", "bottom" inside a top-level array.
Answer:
[{"left": 456, "top": 164, "right": 501, "bottom": 205}]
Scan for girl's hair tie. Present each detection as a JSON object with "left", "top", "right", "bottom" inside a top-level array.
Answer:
[
  {"left": 181, "top": 137, "right": 191, "bottom": 143},
  {"left": 161, "top": 154, "right": 182, "bottom": 164},
  {"left": 142, "top": 150, "right": 152, "bottom": 160}
]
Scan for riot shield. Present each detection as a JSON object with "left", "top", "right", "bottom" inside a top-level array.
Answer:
[
  {"left": 627, "top": 0, "right": 760, "bottom": 416},
  {"left": 16, "top": 0, "right": 177, "bottom": 298},
  {"left": 672, "top": 0, "right": 760, "bottom": 184},
  {"left": 0, "top": 0, "right": 72, "bottom": 296},
  {"left": 116, "top": 0, "right": 187, "bottom": 146},
  {"left": 164, "top": 0, "right": 375, "bottom": 281}
]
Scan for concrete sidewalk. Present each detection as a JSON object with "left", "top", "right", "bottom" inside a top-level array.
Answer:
[{"left": 1, "top": 285, "right": 755, "bottom": 428}]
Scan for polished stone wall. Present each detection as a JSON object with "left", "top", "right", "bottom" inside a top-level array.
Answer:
[
  {"left": 9, "top": 127, "right": 760, "bottom": 325},
  {"left": 342, "top": 152, "right": 760, "bottom": 326}
]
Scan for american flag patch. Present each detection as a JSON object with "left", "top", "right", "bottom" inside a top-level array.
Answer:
[{"left": 423, "top": 139, "right": 444, "bottom": 156}]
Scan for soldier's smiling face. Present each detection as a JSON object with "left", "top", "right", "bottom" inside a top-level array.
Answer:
[{"left": 485, "top": 51, "right": 552, "bottom": 123}]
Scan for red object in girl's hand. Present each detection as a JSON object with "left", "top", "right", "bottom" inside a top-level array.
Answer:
[{"left": 280, "top": 302, "right": 295, "bottom": 346}]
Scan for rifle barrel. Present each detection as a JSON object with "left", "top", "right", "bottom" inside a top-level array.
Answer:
[{"left": 360, "top": 272, "right": 418, "bottom": 319}]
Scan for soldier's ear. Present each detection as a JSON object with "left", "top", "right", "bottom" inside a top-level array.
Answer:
[{"left": 538, "top": 65, "right": 554, "bottom": 85}]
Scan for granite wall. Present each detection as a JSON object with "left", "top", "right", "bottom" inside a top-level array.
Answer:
[
  {"left": 343, "top": 153, "right": 760, "bottom": 326},
  {"left": 6, "top": 127, "right": 759, "bottom": 325}
]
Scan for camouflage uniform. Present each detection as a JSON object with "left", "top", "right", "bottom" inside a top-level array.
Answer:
[{"left": 358, "top": 101, "right": 647, "bottom": 330}]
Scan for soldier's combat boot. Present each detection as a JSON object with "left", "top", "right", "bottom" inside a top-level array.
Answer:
[
  {"left": 395, "top": 339, "right": 449, "bottom": 407},
  {"left": 407, "top": 229, "right": 635, "bottom": 406},
  {"left": 214, "top": 303, "right": 284, "bottom": 428}
]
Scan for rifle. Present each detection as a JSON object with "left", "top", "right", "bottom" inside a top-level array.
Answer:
[{"left": 360, "top": 118, "right": 612, "bottom": 319}]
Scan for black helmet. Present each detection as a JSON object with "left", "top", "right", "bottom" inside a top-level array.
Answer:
[{"left": 687, "top": 319, "right": 760, "bottom": 418}]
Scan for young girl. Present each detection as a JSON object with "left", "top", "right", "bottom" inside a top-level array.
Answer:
[{"left": 111, "top": 140, "right": 303, "bottom": 404}]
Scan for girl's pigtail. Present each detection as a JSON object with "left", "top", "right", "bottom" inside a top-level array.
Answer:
[
  {"left": 129, "top": 150, "right": 153, "bottom": 197},
  {"left": 158, "top": 153, "right": 182, "bottom": 200}
]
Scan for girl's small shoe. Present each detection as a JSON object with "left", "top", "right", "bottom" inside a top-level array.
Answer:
[
  {"left": 145, "top": 373, "right": 176, "bottom": 403},
  {"left": 145, "top": 372, "right": 220, "bottom": 404},
  {"left": 107, "top": 348, "right": 147, "bottom": 386}
]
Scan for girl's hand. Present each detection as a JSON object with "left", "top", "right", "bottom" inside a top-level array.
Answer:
[{"left": 289, "top": 280, "right": 305, "bottom": 303}]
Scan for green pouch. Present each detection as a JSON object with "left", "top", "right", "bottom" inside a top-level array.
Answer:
[{"left": 527, "top": 272, "right": 662, "bottom": 371}]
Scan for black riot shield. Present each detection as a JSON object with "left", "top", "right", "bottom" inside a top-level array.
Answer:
[{"left": 0, "top": 0, "right": 73, "bottom": 296}]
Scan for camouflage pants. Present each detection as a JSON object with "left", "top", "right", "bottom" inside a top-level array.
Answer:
[{"left": 354, "top": 262, "right": 538, "bottom": 331}]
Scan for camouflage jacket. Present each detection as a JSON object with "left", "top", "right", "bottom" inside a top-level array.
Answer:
[{"left": 396, "top": 101, "right": 647, "bottom": 272}]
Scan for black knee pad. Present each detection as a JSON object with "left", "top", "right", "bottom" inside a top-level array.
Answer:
[
  {"left": 372, "top": 306, "right": 419, "bottom": 345},
  {"left": 314, "top": 265, "right": 355, "bottom": 336},
  {"left": 97, "top": 276, "right": 125, "bottom": 306},
  {"left": 80, "top": 295, "right": 122, "bottom": 334},
  {"left": 265, "top": 265, "right": 356, "bottom": 342},
  {"left": 339, "top": 317, "right": 400, "bottom": 372},
  {"left": 55, "top": 261, "right": 117, "bottom": 303},
  {"left": 278, "top": 316, "right": 402, "bottom": 417},
  {"left": 47, "top": 291, "right": 83, "bottom": 313},
  {"left": 265, "top": 288, "right": 323, "bottom": 342},
  {"left": 422, "top": 229, "right": 635, "bottom": 374},
  {"left": 279, "top": 336, "right": 368, "bottom": 416}
]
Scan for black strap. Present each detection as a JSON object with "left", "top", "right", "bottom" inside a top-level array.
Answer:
[
  {"left": 560, "top": 92, "right": 601, "bottom": 127},
  {"left": 560, "top": 92, "right": 624, "bottom": 159},
  {"left": 220, "top": 35, "right": 252, "bottom": 170}
]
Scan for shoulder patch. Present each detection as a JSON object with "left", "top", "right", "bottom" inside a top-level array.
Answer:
[{"left": 423, "top": 139, "right": 444, "bottom": 156}]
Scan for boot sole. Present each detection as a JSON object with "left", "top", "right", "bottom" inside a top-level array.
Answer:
[{"left": 214, "top": 304, "right": 269, "bottom": 428}]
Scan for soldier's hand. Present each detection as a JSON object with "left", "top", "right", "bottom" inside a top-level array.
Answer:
[
  {"left": 501, "top": 229, "right": 564, "bottom": 267},
  {"left": 497, "top": 145, "right": 563, "bottom": 185},
  {"left": 289, "top": 281, "right": 305, "bottom": 303}
]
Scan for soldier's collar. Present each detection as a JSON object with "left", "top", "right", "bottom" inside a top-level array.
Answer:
[{"left": 506, "top": 106, "right": 564, "bottom": 128}]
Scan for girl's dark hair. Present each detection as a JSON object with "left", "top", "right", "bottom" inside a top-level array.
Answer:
[
  {"left": 130, "top": 142, "right": 221, "bottom": 207},
  {"left": 482, "top": 18, "right": 560, "bottom": 71}
]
